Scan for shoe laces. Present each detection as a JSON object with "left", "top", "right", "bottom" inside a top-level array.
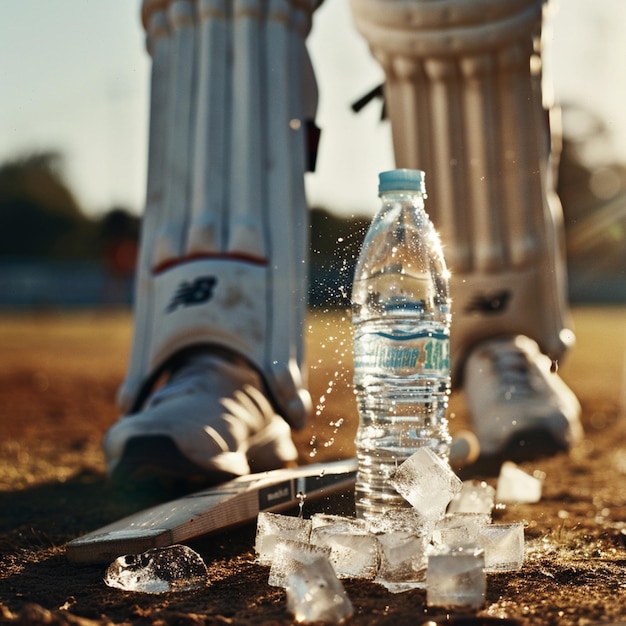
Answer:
[
  {"left": 147, "top": 354, "right": 274, "bottom": 432},
  {"left": 149, "top": 364, "right": 207, "bottom": 406},
  {"left": 149, "top": 354, "right": 235, "bottom": 407}
]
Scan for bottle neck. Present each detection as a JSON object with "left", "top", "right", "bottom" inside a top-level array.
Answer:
[{"left": 379, "top": 189, "right": 425, "bottom": 207}]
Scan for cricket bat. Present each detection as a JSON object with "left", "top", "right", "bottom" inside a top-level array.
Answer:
[{"left": 65, "top": 458, "right": 357, "bottom": 564}]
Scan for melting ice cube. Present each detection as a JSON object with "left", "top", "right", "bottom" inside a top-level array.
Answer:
[
  {"left": 390, "top": 447, "right": 463, "bottom": 523},
  {"left": 286, "top": 555, "right": 353, "bottom": 624},
  {"left": 104, "top": 544, "right": 209, "bottom": 593},
  {"left": 431, "top": 512, "right": 490, "bottom": 548},
  {"left": 268, "top": 539, "right": 331, "bottom": 588},
  {"left": 448, "top": 479, "right": 495, "bottom": 515},
  {"left": 364, "top": 508, "right": 424, "bottom": 535},
  {"left": 479, "top": 522, "right": 525, "bottom": 572},
  {"left": 310, "top": 513, "right": 360, "bottom": 530},
  {"left": 496, "top": 461, "right": 544, "bottom": 504},
  {"left": 376, "top": 529, "right": 428, "bottom": 588},
  {"left": 426, "top": 543, "right": 486, "bottom": 610},
  {"left": 310, "top": 516, "right": 379, "bottom": 580},
  {"left": 255, "top": 512, "right": 312, "bottom": 565}
]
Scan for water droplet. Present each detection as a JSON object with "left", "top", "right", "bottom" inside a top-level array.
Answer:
[{"left": 297, "top": 491, "right": 306, "bottom": 517}]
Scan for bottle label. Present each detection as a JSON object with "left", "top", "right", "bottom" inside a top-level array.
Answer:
[{"left": 354, "top": 328, "right": 449, "bottom": 376}]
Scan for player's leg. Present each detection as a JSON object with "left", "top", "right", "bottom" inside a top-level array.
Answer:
[
  {"left": 350, "top": 0, "right": 582, "bottom": 458},
  {"left": 104, "top": 0, "right": 320, "bottom": 485}
]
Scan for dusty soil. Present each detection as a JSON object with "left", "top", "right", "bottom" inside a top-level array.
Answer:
[{"left": 1, "top": 307, "right": 626, "bottom": 626}]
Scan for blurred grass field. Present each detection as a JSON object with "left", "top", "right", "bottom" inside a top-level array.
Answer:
[{"left": 0, "top": 306, "right": 624, "bottom": 489}]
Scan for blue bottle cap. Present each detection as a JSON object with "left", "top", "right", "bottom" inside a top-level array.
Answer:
[{"left": 378, "top": 169, "right": 426, "bottom": 194}]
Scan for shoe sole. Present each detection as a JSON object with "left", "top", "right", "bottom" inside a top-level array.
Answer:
[
  {"left": 496, "top": 426, "right": 568, "bottom": 463},
  {"left": 458, "top": 426, "right": 568, "bottom": 479},
  {"left": 110, "top": 427, "right": 297, "bottom": 490},
  {"left": 111, "top": 436, "right": 240, "bottom": 490}
]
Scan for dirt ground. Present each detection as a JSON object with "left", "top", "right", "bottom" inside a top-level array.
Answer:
[{"left": 1, "top": 307, "right": 626, "bottom": 626}]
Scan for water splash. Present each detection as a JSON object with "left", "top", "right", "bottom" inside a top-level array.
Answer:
[
  {"left": 307, "top": 310, "right": 353, "bottom": 456},
  {"left": 297, "top": 491, "right": 306, "bottom": 518}
]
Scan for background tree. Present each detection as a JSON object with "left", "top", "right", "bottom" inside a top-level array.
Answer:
[{"left": 0, "top": 152, "right": 97, "bottom": 259}]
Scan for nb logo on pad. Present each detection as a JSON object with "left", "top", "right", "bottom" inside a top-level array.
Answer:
[
  {"left": 166, "top": 276, "right": 218, "bottom": 312},
  {"left": 465, "top": 289, "right": 512, "bottom": 315}
]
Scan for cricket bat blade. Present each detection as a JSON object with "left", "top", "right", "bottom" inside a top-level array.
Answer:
[{"left": 66, "top": 458, "right": 357, "bottom": 564}]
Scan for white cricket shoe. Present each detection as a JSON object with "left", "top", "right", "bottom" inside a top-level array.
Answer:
[
  {"left": 103, "top": 350, "right": 298, "bottom": 485},
  {"left": 464, "top": 335, "right": 583, "bottom": 460}
]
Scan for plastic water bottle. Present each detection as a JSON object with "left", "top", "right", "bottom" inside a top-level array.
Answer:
[{"left": 351, "top": 169, "right": 452, "bottom": 521}]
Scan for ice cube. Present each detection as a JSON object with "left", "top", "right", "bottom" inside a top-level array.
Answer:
[
  {"left": 495, "top": 461, "right": 544, "bottom": 504},
  {"left": 286, "top": 555, "right": 353, "bottom": 624},
  {"left": 448, "top": 480, "right": 495, "bottom": 515},
  {"left": 255, "top": 512, "right": 312, "bottom": 565},
  {"left": 104, "top": 544, "right": 208, "bottom": 593},
  {"left": 310, "top": 513, "right": 359, "bottom": 530},
  {"left": 426, "top": 544, "right": 486, "bottom": 610},
  {"left": 364, "top": 508, "right": 425, "bottom": 535},
  {"left": 479, "top": 522, "right": 525, "bottom": 572},
  {"left": 431, "top": 513, "right": 490, "bottom": 548},
  {"left": 268, "top": 539, "right": 331, "bottom": 588},
  {"left": 390, "top": 447, "right": 463, "bottom": 523},
  {"left": 376, "top": 529, "right": 428, "bottom": 587},
  {"left": 310, "top": 518, "right": 379, "bottom": 580}
]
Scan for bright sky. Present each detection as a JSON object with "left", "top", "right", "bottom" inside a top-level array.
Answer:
[{"left": 1, "top": 0, "right": 626, "bottom": 218}]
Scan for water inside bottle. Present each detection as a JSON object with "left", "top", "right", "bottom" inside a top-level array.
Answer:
[{"left": 353, "top": 317, "right": 451, "bottom": 520}]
